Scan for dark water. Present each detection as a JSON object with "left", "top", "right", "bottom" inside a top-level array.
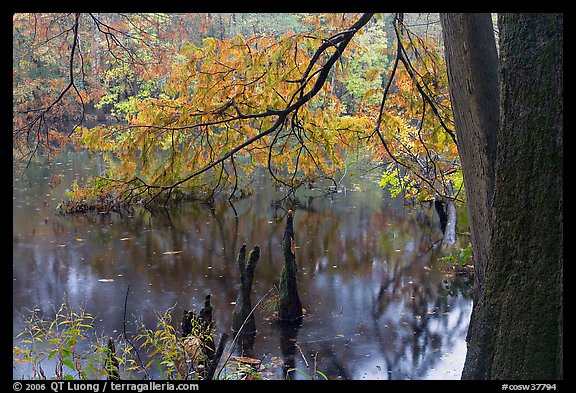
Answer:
[{"left": 13, "top": 149, "right": 472, "bottom": 380}]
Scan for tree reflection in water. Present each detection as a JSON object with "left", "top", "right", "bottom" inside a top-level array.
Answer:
[{"left": 13, "top": 151, "right": 472, "bottom": 379}]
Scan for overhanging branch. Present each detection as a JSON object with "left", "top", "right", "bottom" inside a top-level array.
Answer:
[{"left": 128, "top": 13, "right": 375, "bottom": 206}]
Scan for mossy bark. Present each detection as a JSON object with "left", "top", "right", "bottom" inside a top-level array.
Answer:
[
  {"left": 278, "top": 210, "right": 303, "bottom": 322},
  {"left": 461, "top": 13, "right": 563, "bottom": 379},
  {"left": 231, "top": 244, "right": 260, "bottom": 335}
]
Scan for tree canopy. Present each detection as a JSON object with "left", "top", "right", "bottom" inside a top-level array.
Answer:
[{"left": 13, "top": 13, "right": 460, "bottom": 212}]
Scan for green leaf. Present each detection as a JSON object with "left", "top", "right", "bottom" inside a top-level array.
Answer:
[{"left": 63, "top": 359, "right": 76, "bottom": 370}]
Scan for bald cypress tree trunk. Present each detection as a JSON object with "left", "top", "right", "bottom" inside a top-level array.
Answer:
[{"left": 460, "top": 13, "right": 563, "bottom": 379}]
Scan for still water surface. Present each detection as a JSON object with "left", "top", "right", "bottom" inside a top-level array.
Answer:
[{"left": 13, "top": 149, "right": 472, "bottom": 380}]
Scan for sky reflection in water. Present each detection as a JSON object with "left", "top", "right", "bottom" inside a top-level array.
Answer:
[{"left": 13, "top": 151, "right": 472, "bottom": 379}]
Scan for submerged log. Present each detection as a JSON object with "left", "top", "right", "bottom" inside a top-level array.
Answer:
[
  {"left": 278, "top": 210, "right": 303, "bottom": 322},
  {"left": 231, "top": 244, "right": 261, "bottom": 335}
]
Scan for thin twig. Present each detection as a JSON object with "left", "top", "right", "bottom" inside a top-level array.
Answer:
[{"left": 295, "top": 343, "right": 308, "bottom": 368}]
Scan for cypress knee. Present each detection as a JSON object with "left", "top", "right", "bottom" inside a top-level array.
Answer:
[
  {"left": 232, "top": 244, "right": 260, "bottom": 335},
  {"left": 278, "top": 210, "right": 303, "bottom": 322},
  {"left": 106, "top": 337, "right": 120, "bottom": 380},
  {"left": 199, "top": 294, "right": 215, "bottom": 361}
]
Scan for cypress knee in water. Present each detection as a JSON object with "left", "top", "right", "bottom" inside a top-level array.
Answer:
[
  {"left": 199, "top": 294, "right": 213, "bottom": 330},
  {"left": 199, "top": 294, "right": 215, "bottom": 361},
  {"left": 181, "top": 310, "right": 194, "bottom": 337},
  {"left": 181, "top": 294, "right": 216, "bottom": 368},
  {"left": 278, "top": 210, "right": 303, "bottom": 322},
  {"left": 106, "top": 337, "right": 120, "bottom": 380},
  {"left": 231, "top": 244, "right": 260, "bottom": 335},
  {"left": 181, "top": 294, "right": 213, "bottom": 337}
]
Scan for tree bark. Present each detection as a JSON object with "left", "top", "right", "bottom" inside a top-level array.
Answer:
[
  {"left": 278, "top": 210, "right": 303, "bottom": 322},
  {"left": 461, "top": 13, "right": 563, "bottom": 379},
  {"left": 440, "top": 12, "right": 500, "bottom": 309}
]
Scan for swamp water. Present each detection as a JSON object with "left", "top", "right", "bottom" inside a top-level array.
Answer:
[{"left": 13, "top": 150, "right": 472, "bottom": 380}]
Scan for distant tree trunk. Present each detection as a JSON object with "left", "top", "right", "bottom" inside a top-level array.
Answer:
[
  {"left": 435, "top": 180, "right": 458, "bottom": 246},
  {"left": 443, "top": 198, "right": 457, "bottom": 246},
  {"left": 440, "top": 12, "right": 500, "bottom": 310},
  {"left": 278, "top": 210, "right": 303, "bottom": 322},
  {"left": 460, "top": 13, "right": 563, "bottom": 379}
]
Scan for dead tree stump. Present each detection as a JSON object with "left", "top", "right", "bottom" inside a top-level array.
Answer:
[
  {"left": 231, "top": 244, "right": 260, "bottom": 335},
  {"left": 278, "top": 210, "right": 303, "bottom": 322}
]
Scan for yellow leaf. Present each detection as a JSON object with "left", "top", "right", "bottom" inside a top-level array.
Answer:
[
  {"left": 233, "top": 356, "right": 261, "bottom": 365},
  {"left": 364, "top": 68, "right": 380, "bottom": 81}
]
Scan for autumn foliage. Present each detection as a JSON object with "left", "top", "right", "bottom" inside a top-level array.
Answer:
[{"left": 13, "top": 13, "right": 462, "bottom": 211}]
